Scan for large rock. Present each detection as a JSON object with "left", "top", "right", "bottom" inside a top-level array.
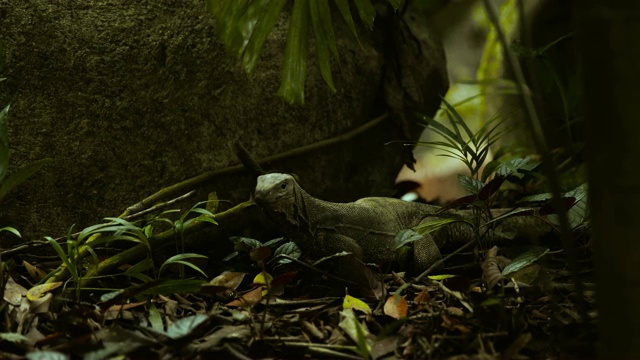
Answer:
[{"left": 0, "top": 0, "right": 447, "bottom": 241}]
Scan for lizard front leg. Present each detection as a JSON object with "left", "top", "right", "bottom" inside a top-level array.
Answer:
[{"left": 312, "top": 232, "right": 384, "bottom": 297}]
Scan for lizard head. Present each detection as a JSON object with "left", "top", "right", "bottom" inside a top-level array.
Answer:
[{"left": 254, "top": 173, "right": 301, "bottom": 227}]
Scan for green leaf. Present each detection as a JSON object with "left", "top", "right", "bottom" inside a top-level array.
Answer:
[
  {"left": 139, "top": 279, "right": 206, "bottom": 296},
  {"left": 0, "top": 226, "right": 21, "bottom": 238},
  {"left": 236, "top": 0, "right": 271, "bottom": 54},
  {"left": 205, "top": 0, "right": 224, "bottom": 16},
  {"left": 334, "top": 0, "right": 360, "bottom": 44},
  {"left": 263, "top": 236, "right": 285, "bottom": 247},
  {"left": 0, "top": 332, "right": 30, "bottom": 343},
  {"left": 148, "top": 301, "right": 164, "bottom": 332},
  {"left": 0, "top": 159, "right": 52, "bottom": 201},
  {"left": 564, "top": 183, "right": 588, "bottom": 229},
  {"left": 166, "top": 314, "right": 210, "bottom": 339},
  {"left": 159, "top": 253, "right": 208, "bottom": 277},
  {"left": 230, "top": 236, "right": 263, "bottom": 250},
  {"left": 309, "top": 0, "right": 337, "bottom": 92},
  {"left": 0, "top": 104, "right": 10, "bottom": 184},
  {"left": 387, "top": 0, "right": 401, "bottom": 11},
  {"left": 274, "top": 241, "right": 301, "bottom": 263},
  {"left": 458, "top": 174, "right": 484, "bottom": 195},
  {"left": 26, "top": 351, "right": 69, "bottom": 360},
  {"left": 353, "top": 0, "right": 376, "bottom": 31},
  {"left": 481, "top": 160, "right": 502, "bottom": 182},
  {"left": 483, "top": 207, "right": 536, "bottom": 226},
  {"left": 394, "top": 229, "right": 423, "bottom": 249},
  {"left": 278, "top": 0, "right": 309, "bottom": 104},
  {"left": 243, "top": 0, "right": 288, "bottom": 75},
  {"left": 413, "top": 217, "right": 464, "bottom": 235},
  {"left": 317, "top": 0, "right": 340, "bottom": 64},
  {"left": 218, "top": 0, "right": 250, "bottom": 55},
  {"left": 496, "top": 156, "right": 531, "bottom": 178},
  {"left": 502, "top": 247, "right": 549, "bottom": 276}
]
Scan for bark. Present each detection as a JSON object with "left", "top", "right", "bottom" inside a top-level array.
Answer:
[{"left": 578, "top": 1, "right": 640, "bottom": 356}]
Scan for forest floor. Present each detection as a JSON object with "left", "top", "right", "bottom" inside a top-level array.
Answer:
[{"left": 1, "top": 222, "right": 596, "bottom": 359}]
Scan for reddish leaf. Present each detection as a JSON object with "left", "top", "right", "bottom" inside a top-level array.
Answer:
[
  {"left": 479, "top": 176, "right": 506, "bottom": 200},
  {"left": 437, "top": 195, "right": 478, "bottom": 213},
  {"left": 270, "top": 271, "right": 298, "bottom": 287},
  {"left": 539, "top": 197, "right": 576, "bottom": 215},
  {"left": 226, "top": 287, "right": 263, "bottom": 307},
  {"left": 250, "top": 246, "right": 272, "bottom": 262},
  {"left": 384, "top": 295, "right": 408, "bottom": 319}
]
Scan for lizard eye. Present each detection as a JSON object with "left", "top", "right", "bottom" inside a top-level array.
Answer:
[{"left": 280, "top": 181, "right": 287, "bottom": 190}]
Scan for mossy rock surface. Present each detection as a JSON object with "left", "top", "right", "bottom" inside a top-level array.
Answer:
[{"left": 0, "top": 0, "right": 446, "bottom": 241}]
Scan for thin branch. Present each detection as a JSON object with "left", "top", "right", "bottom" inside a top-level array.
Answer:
[
  {"left": 123, "top": 113, "right": 389, "bottom": 215},
  {"left": 481, "top": 0, "right": 586, "bottom": 320}
]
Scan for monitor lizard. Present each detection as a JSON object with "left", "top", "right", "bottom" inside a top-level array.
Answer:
[{"left": 254, "top": 173, "right": 551, "bottom": 286}]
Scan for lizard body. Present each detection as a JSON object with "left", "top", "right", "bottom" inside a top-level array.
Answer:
[{"left": 254, "top": 173, "right": 550, "bottom": 283}]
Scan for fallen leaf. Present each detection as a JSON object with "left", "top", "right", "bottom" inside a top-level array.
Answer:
[
  {"left": 343, "top": 294, "right": 372, "bottom": 315},
  {"left": 26, "top": 282, "right": 62, "bottom": 301},
  {"left": 227, "top": 287, "right": 263, "bottom": 307},
  {"left": 384, "top": 294, "right": 408, "bottom": 319}
]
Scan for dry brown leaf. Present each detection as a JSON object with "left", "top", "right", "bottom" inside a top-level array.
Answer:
[
  {"left": 481, "top": 246, "right": 505, "bottom": 289},
  {"left": 384, "top": 294, "right": 408, "bottom": 319},
  {"left": 227, "top": 287, "right": 263, "bottom": 307}
]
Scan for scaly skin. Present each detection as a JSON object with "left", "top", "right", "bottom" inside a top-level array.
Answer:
[{"left": 254, "top": 173, "right": 550, "bottom": 282}]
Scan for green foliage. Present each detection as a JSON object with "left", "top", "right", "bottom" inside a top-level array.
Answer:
[
  {"left": 418, "top": 99, "right": 510, "bottom": 179},
  {"left": 0, "top": 104, "right": 51, "bottom": 204},
  {"left": 206, "top": 0, "right": 398, "bottom": 104},
  {"left": 159, "top": 253, "right": 208, "bottom": 278}
]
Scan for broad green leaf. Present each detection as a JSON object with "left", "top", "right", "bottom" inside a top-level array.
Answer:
[
  {"left": 0, "top": 332, "right": 30, "bottom": 343},
  {"left": 274, "top": 241, "right": 301, "bottom": 263},
  {"left": 278, "top": 0, "right": 309, "bottom": 104},
  {"left": 394, "top": 229, "right": 423, "bottom": 249},
  {"left": 0, "top": 104, "right": 10, "bottom": 183},
  {"left": 230, "top": 236, "right": 262, "bottom": 250},
  {"left": 263, "top": 236, "right": 285, "bottom": 247},
  {"left": 243, "top": 0, "right": 288, "bottom": 75},
  {"left": 353, "top": 0, "right": 376, "bottom": 30},
  {"left": 564, "top": 183, "right": 588, "bottom": 229},
  {"left": 502, "top": 247, "right": 549, "bottom": 276},
  {"left": 334, "top": 0, "right": 360, "bottom": 44},
  {"left": 309, "top": 0, "right": 336, "bottom": 92},
  {"left": 458, "top": 174, "right": 484, "bottom": 195},
  {"left": 166, "top": 314, "right": 209, "bottom": 339},
  {"left": 26, "top": 351, "right": 69, "bottom": 360},
  {"left": 339, "top": 309, "right": 371, "bottom": 358},
  {"left": 148, "top": 302, "right": 164, "bottom": 332},
  {"left": 496, "top": 156, "right": 531, "bottom": 178}
]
